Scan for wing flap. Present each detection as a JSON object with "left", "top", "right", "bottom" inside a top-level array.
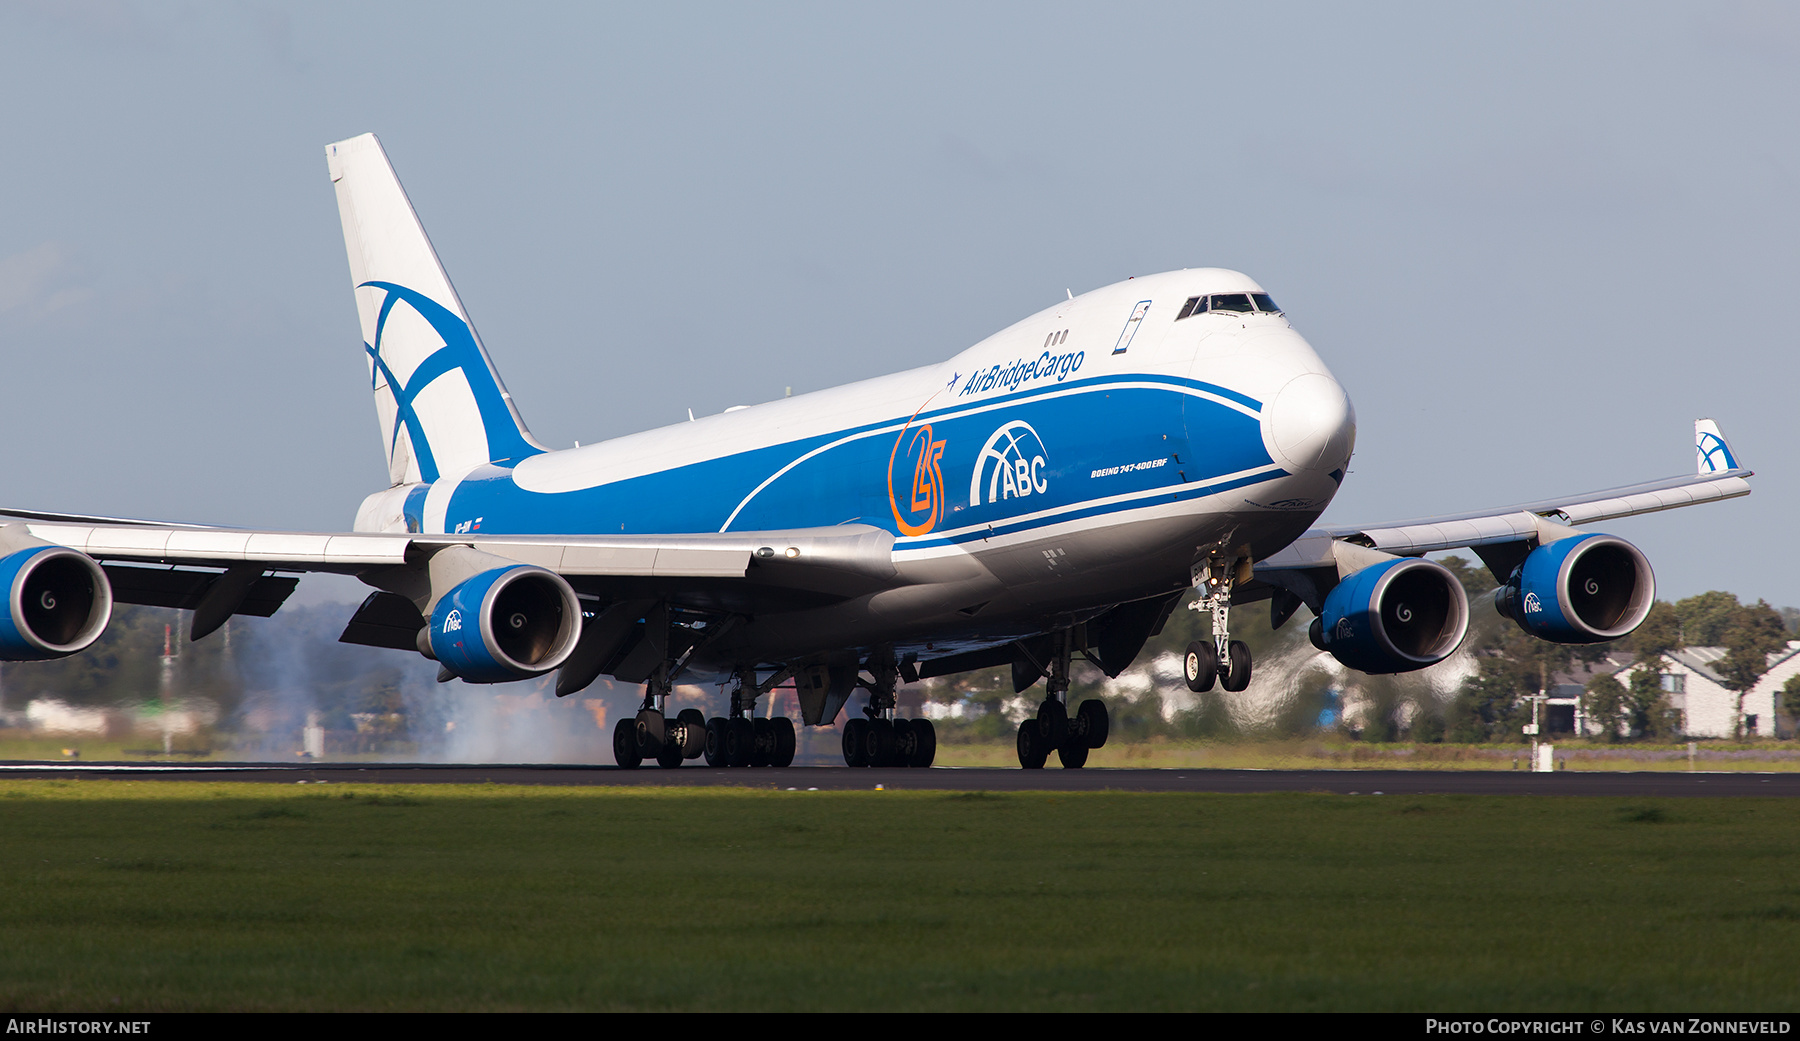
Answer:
[{"left": 103, "top": 564, "right": 299, "bottom": 617}]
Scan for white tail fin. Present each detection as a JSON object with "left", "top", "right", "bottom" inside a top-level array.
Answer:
[
  {"left": 326, "top": 133, "right": 542, "bottom": 486},
  {"left": 1695, "top": 418, "right": 1740, "bottom": 475}
]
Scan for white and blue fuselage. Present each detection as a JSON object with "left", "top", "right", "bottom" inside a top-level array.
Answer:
[{"left": 353, "top": 267, "right": 1356, "bottom": 669}]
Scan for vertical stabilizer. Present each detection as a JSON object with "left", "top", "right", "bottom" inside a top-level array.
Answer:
[
  {"left": 1695, "top": 418, "right": 1739, "bottom": 475},
  {"left": 326, "top": 133, "right": 542, "bottom": 486}
]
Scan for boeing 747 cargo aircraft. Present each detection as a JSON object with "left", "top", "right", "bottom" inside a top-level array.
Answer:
[{"left": 0, "top": 134, "right": 1753, "bottom": 769}]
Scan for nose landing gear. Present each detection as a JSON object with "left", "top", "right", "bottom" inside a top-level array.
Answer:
[{"left": 1186, "top": 553, "right": 1253, "bottom": 694}]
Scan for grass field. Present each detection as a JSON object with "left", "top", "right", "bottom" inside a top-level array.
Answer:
[
  {"left": 930, "top": 738, "right": 1800, "bottom": 771},
  {"left": 2, "top": 779, "right": 1798, "bottom": 1011},
  {"left": 11, "top": 732, "right": 1800, "bottom": 772}
]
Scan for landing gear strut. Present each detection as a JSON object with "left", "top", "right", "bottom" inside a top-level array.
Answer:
[
  {"left": 1015, "top": 630, "right": 1110, "bottom": 769},
  {"left": 842, "top": 659, "right": 937, "bottom": 768},
  {"left": 1185, "top": 552, "right": 1252, "bottom": 694}
]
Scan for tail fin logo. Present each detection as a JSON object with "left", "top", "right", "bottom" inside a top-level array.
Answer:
[
  {"left": 362, "top": 281, "right": 538, "bottom": 483},
  {"left": 1695, "top": 420, "right": 1737, "bottom": 475}
]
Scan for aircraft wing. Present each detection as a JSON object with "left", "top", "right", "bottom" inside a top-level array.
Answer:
[
  {"left": 0, "top": 513, "right": 897, "bottom": 614},
  {"left": 0, "top": 514, "right": 893, "bottom": 579},
  {"left": 1259, "top": 468, "right": 1752, "bottom": 570},
  {"left": 1254, "top": 419, "right": 1751, "bottom": 585}
]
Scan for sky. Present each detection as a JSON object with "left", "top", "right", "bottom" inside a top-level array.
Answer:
[{"left": 0, "top": 1, "right": 1795, "bottom": 607}]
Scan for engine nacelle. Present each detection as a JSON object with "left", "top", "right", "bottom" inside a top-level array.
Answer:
[
  {"left": 0, "top": 547, "right": 113, "bottom": 661},
  {"left": 427, "top": 565, "right": 581, "bottom": 683},
  {"left": 1494, "top": 533, "right": 1654, "bottom": 644},
  {"left": 1311, "top": 556, "right": 1469, "bottom": 674}
]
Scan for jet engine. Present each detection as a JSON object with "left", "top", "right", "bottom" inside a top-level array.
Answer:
[
  {"left": 0, "top": 546, "right": 113, "bottom": 661},
  {"left": 426, "top": 564, "right": 582, "bottom": 683},
  {"left": 1310, "top": 556, "right": 1469, "bottom": 674},
  {"left": 1493, "top": 533, "right": 1654, "bottom": 644}
]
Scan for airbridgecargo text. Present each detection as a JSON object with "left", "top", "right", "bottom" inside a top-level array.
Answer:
[{"left": 959, "top": 351, "right": 1084, "bottom": 396}]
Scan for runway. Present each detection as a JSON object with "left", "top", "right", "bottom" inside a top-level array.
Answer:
[{"left": 4, "top": 760, "right": 1798, "bottom": 796}]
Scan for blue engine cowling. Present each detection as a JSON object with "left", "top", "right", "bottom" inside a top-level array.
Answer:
[
  {"left": 1494, "top": 533, "right": 1654, "bottom": 643},
  {"left": 427, "top": 565, "right": 582, "bottom": 683},
  {"left": 1311, "top": 557, "right": 1469, "bottom": 674},
  {"left": 0, "top": 546, "right": 113, "bottom": 661}
]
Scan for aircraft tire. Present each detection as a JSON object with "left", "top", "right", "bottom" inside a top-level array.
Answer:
[
  {"left": 1184, "top": 641, "right": 1218, "bottom": 693},
  {"left": 655, "top": 739, "right": 684, "bottom": 769},
  {"left": 1038, "top": 698, "right": 1069, "bottom": 747},
  {"left": 771, "top": 717, "right": 796, "bottom": 767},
  {"left": 1077, "top": 699, "right": 1109, "bottom": 749},
  {"left": 613, "top": 717, "right": 643, "bottom": 769},
  {"left": 703, "top": 718, "right": 730, "bottom": 767},
  {"left": 1016, "top": 719, "right": 1048, "bottom": 769},
  {"left": 1057, "top": 737, "right": 1089, "bottom": 769},
  {"left": 867, "top": 718, "right": 898, "bottom": 767},
  {"left": 891, "top": 718, "right": 916, "bottom": 767},
  {"left": 727, "top": 717, "right": 755, "bottom": 767},
  {"left": 677, "top": 708, "right": 707, "bottom": 759},
  {"left": 843, "top": 718, "right": 870, "bottom": 767},
  {"left": 909, "top": 718, "right": 937, "bottom": 768},
  {"left": 750, "top": 718, "right": 774, "bottom": 768},
  {"left": 1222, "top": 640, "right": 1252, "bottom": 692}
]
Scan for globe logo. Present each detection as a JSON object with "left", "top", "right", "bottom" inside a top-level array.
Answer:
[{"left": 969, "top": 420, "right": 1050, "bottom": 507}]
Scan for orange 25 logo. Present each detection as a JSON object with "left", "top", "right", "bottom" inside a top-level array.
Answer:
[{"left": 887, "top": 422, "right": 946, "bottom": 537}]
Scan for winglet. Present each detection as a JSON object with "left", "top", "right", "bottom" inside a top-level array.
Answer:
[{"left": 1695, "top": 419, "right": 1740, "bottom": 475}]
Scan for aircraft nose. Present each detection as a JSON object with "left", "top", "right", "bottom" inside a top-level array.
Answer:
[{"left": 1262, "top": 372, "right": 1355, "bottom": 474}]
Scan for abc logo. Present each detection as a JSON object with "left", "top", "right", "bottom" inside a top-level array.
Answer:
[{"left": 971, "top": 421, "right": 1050, "bottom": 506}]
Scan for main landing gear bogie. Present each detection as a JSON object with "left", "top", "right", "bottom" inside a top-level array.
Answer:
[
  {"left": 841, "top": 716, "right": 937, "bottom": 768},
  {"left": 699, "top": 714, "right": 796, "bottom": 768},
  {"left": 1012, "top": 628, "right": 1110, "bottom": 770},
  {"left": 1016, "top": 697, "right": 1109, "bottom": 769},
  {"left": 613, "top": 705, "right": 713, "bottom": 770},
  {"left": 838, "top": 657, "right": 938, "bottom": 768},
  {"left": 616, "top": 710, "right": 798, "bottom": 770}
]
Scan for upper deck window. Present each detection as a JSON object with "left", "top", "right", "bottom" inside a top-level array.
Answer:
[{"left": 1176, "top": 293, "right": 1283, "bottom": 320}]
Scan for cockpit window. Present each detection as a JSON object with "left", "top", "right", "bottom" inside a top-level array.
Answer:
[{"left": 1178, "top": 293, "right": 1283, "bottom": 320}]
